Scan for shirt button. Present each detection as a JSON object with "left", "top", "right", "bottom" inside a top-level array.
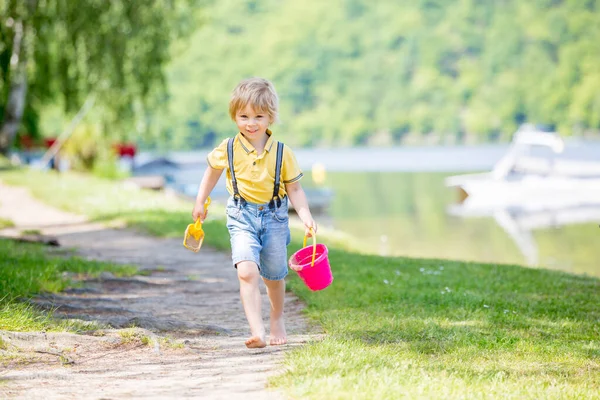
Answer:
[{"left": 253, "top": 161, "right": 256, "bottom": 165}]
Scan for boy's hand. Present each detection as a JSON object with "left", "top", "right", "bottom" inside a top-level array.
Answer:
[
  {"left": 192, "top": 202, "right": 208, "bottom": 222},
  {"left": 304, "top": 220, "right": 317, "bottom": 237}
]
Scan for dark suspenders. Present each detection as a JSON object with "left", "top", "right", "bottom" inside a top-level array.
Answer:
[
  {"left": 271, "top": 140, "right": 284, "bottom": 209},
  {"left": 227, "top": 138, "right": 285, "bottom": 209},
  {"left": 227, "top": 138, "right": 243, "bottom": 205}
]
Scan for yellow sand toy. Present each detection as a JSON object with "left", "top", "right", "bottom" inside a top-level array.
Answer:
[{"left": 183, "top": 197, "right": 211, "bottom": 252}]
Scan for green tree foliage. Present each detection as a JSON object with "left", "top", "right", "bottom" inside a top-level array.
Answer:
[
  {"left": 166, "top": 0, "right": 600, "bottom": 148},
  {"left": 0, "top": 0, "right": 201, "bottom": 154}
]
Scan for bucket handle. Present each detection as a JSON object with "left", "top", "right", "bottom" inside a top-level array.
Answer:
[
  {"left": 302, "top": 227, "right": 317, "bottom": 267},
  {"left": 194, "top": 197, "right": 211, "bottom": 228}
]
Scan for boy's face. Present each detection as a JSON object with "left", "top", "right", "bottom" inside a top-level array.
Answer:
[{"left": 235, "top": 104, "right": 272, "bottom": 141}]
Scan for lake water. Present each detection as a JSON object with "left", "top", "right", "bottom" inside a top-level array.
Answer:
[
  {"left": 137, "top": 143, "right": 600, "bottom": 278},
  {"left": 313, "top": 171, "right": 599, "bottom": 278}
]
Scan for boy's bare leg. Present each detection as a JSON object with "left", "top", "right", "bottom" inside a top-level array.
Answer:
[
  {"left": 237, "top": 261, "right": 266, "bottom": 348},
  {"left": 262, "top": 278, "right": 287, "bottom": 345}
]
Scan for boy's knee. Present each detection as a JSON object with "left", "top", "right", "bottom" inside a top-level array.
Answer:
[{"left": 236, "top": 261, "right": 260, "bottom": 282}]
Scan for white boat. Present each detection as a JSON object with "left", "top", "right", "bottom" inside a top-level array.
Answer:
[
  {"left": 445, "top": 124, "right": 600, "bottom": 212},
  {"left": 446, "top": 125, "right": 600, "bottom": 266}
]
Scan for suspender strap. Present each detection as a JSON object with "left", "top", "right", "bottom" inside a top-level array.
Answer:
[
  {"left": 227, "top": 138, "right": 245, "bottom": 205},
  {"left": 229, "top": 137, "right": 284, "bottom": 208},
  {"left": 269, "top": 141, "right": 284, "bottom": 209}
]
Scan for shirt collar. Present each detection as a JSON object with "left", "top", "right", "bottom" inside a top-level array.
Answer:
[{"left": 237, "top": 129, "right": 274, "bottom": 154}]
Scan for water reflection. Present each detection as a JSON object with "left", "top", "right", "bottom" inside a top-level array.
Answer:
[
  {"left": 318, "top": 172, "right": 599, "bottom": 278},
  {"left": 448, "top": 200, "right": 600, "bottom": 268}
]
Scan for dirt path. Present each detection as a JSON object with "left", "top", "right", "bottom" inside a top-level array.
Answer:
[{"left": 0, "top": 181, "right": 317, "bottom": 399}]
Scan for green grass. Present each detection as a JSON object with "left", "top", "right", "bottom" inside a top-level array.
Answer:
[
  {"left": 275, "top": 253, "right": 600, "bottom": 399},
  {"left": 0, "top": 168, "right": 190, "bottom": 221},
  {"left": 0, "top": 239, "right": 136, "bottom": 332},
  {"left": 0, "top": 217, "right": 14, "bottom": 229},
  {"left": 20, "top": 229, "right": 41, "bottom": 235},
  {"left": 0, "top": 302, "right": 103, "bottom": 332},
  {"left": 2, "top": 168, "right": 599, "bottom": 398},
  {"left": 0, "top": 168, "right": 231, "bottom": 244},
  {"left": 118, "top": 328, "right": 152, "bottom": 346},
  {"left": 0, "top": 154, "right": 11, "bottom": 169}
]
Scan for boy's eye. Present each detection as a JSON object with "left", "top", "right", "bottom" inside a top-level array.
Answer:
[{"left": 239, "top": 115, "right": 247, "bottom": 118}]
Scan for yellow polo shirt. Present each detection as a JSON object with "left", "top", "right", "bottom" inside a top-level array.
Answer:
[{"left": 207, "top": 130, "right": 304, "bottom": 204}]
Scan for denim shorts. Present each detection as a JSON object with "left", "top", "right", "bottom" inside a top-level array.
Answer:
[{"left": 225, "top": 196, "right": 291, "bottom": 281}]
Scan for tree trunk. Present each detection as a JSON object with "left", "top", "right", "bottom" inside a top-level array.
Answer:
[
  {"left": 0, "top": 0, "right": 38, "bottom": 156},
  {"left": 0, "top": 20, "right": 27, "bottom": 156}
]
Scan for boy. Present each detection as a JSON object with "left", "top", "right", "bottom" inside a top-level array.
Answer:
[{"left": 192, "top": 77, "right": 317, "bottom": 348}]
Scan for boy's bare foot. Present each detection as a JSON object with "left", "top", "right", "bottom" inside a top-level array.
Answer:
[
  {"left": 245, "top": 335, "right": 267, "bottom": 348},
  {"left": 269, "top": 317, "right": 287, "bottom": 345}
]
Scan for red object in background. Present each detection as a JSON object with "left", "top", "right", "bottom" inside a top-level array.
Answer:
[
  {"left": 114, "top": 143, "right": 137, "bottom": 158},
  {"left": 44, "top": 137, "right": 58, "bottom": 148},
  {"left": 20, "top": 135, "right": 35, "bottom": 149}
]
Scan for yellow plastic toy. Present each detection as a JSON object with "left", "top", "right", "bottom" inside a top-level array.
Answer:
[{"left": 183, "top": 197, "right": 211, "bottom": 252}]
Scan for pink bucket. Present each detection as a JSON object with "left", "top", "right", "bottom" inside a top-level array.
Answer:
[{"left": 289, "top": 231, "right": 332, "bottom": 291}]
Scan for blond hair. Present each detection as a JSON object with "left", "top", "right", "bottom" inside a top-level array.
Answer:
[{"left": 229, "top": 77, "right": 279, "bottom": 123}]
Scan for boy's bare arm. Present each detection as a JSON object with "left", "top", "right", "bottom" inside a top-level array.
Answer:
[
  {"left": 285, "top": 181, "right": 317, "bottom": 236},
  {"left": 192, "top": 166, "right": 223, "bottom": 221}
]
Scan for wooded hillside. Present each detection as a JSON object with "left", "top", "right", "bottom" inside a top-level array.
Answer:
[{"left": 166, "top": 0, "right": 600, "bottom": 148}]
